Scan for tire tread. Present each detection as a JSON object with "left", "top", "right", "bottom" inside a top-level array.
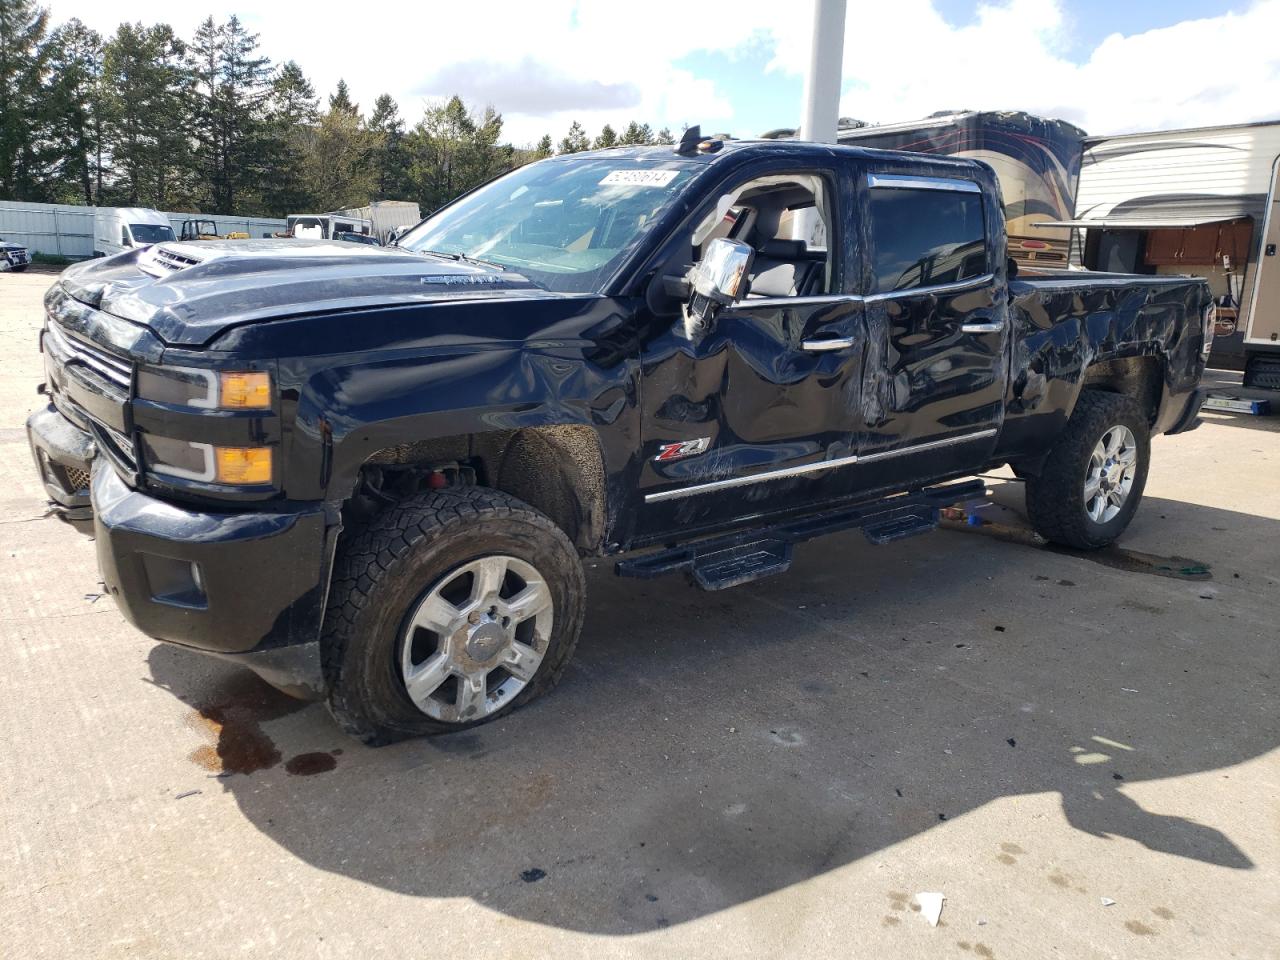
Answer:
[
  {"left": 1024, "top": 390, "right": 1150, "bottom": 550},
  {"left": 321, "top": 487, "right": 584, "bottom": 743}
]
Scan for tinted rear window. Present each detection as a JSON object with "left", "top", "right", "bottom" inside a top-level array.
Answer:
[{"left": 868, "top": 188, "right": 987, "bottom": 293}]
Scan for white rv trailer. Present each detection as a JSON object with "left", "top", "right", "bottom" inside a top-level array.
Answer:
[{"left": 1038, "top": 120, "right": 1280, "bottom": 386}]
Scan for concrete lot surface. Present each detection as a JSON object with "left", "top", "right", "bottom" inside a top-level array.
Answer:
[{"left": 1, "top": 266, "right": 1277, "bottom": 959}]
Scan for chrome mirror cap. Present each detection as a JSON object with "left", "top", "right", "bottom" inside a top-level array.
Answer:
[{"left": 691, "top": 237, "right": 754, "bottom": 304}]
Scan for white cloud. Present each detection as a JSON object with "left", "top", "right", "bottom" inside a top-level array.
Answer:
[{"left": 43, "top": 0, "right": 1280, "bottom": 141}]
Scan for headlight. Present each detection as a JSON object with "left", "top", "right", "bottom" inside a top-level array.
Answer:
[
  {"left": 142, "top": 435, "right": 273, "bottom": 486},
  {"left": 138, "top": 366, "right": 271, "bottom": 410}
]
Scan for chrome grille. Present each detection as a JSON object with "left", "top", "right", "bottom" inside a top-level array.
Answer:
[{"left": 45, "top": 321, "right": 132, "bottom": 390}]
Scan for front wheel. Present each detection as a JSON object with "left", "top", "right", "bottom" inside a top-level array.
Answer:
[
  {"left": 322, "top": 487, "right": 585, "bottom": 743},
  {"left": 1024, "top": 390, "right": 1151, "bottom": 550}
]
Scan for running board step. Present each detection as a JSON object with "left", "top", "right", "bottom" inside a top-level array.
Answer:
[
  {"left": 691, "top": 540, "right": 792, "bottom": 590},
  {"left": 616, "top": 478, "right": 985, "bottom": 590},
  {"left": 862, "top": 507, "right": 938, "bottom": 544}
]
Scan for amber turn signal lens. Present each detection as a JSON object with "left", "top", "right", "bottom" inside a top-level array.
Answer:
[
  {"left": 214, "top": 446, "right": 272, "bottom": 485},
  {"left": 219, "top": 371, "right": 271, "bottom": 409}
]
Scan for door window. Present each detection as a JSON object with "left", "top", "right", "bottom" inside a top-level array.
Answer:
[
  {"left": 690, "top": 173, "right": 835, "bottom": 298},
  {"left": 868, "top": 183, "right": 987, "bottom": 293}
]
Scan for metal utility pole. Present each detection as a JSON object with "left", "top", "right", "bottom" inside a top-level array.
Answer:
[
  {"left": 794, "top": 0, "right": 847, "bottom": 243},
  {"left": 799, "top": 0, "right": 847, "bottom": 144}
]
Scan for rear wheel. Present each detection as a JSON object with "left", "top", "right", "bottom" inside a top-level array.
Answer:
[
  {"left": 322, "top": 487, "right": 585, "bottom": 743},
  {"left": 1024, "top": 391, "right": 1150, "bottom": 549}
]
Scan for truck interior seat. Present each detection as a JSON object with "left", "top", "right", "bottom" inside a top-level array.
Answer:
[{"left": 747, "top": 239, "right": 825, "bottom": 298}]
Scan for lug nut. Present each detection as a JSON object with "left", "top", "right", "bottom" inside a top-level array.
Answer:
[{"left": 467, "top": 610, "right": 482, "bottom": 625}]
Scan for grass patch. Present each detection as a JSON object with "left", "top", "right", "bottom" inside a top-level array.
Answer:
[{"left": 31, "top": 253, "right": 74, "bottom": 266}]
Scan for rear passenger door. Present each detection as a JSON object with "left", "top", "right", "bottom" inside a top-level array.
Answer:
[{"left": 852, "top": 171, "right": 1008, "bottom": 493}]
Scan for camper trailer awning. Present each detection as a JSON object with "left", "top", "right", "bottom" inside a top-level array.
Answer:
[{"left": 1035, "top": 216, "right": 1240, "bottom": 230}]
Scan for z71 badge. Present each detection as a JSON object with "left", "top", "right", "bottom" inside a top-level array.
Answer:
[{"left": 654, "top": 438, "right": 711, "bottom": 462}]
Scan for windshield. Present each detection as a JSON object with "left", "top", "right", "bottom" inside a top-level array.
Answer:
[
  {"left": 399, "top": 157, "right": 698, "bottom": 293},
  {"left": 131, "top": 224, "right": 175, "bottom": 245}
]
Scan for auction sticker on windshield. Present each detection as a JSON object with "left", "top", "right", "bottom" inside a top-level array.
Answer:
[{"left": 600, "top": 170, "right": 680, "bottom": 187}]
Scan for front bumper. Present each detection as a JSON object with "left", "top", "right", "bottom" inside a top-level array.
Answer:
[
  {"left": 27, "top": 403, "right": 95, "bottom": 519},
  {"left": 28, "top": 404, "right": 335, "bottom": 699}
]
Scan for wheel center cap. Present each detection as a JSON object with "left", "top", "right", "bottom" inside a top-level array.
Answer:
[{"left": 465, "top": 621, "right": 507, "bottom": 661}]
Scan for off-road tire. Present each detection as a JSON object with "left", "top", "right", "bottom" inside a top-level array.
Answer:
[
  {"left": 10, "top": 264, "right": 27, "bottom": 273},
  {"left": 322, "top": 487, "right": 585, "bottom": 744},
  {"left": 1024, "top": 390, "right": 1150, "bottom": 550}
]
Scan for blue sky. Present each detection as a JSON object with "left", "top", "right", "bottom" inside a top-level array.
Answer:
[
  {"left": 676, "top": 0, "right": 1255, "bottom": 137},
  {"left": 49, "top": 0, "right": 1280, "bottom": 144}
]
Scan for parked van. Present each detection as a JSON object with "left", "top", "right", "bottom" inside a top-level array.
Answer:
[
  {"left": 286, "top": 213, "right": 373, "bottom": 241},
  {"left": 94, "top": 208, "right": 175, "bottom": 258}
]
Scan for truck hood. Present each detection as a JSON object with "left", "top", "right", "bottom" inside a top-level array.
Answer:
[
  {"left": 0, "top": 241, "right": 26, "bottom": 252},
  {"left": 57, "top": 238, "right": 551, "bottom": 347}
]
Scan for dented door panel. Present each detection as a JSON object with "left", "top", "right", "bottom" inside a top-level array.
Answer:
[{"left": 634, "top": 296, "right": 864, "bottom": 541}]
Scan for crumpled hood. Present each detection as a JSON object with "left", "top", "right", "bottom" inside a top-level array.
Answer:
[{"left": 57, "top": 238, "right": 551, "bottom": 346}]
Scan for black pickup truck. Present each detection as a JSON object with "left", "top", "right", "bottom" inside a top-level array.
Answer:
[{"left": 27, "top": 138, "right": 1212, "bottom": 742}]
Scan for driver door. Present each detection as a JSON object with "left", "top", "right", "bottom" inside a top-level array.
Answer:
[{"left": 634, "top": 164, "right": 864, "bottom": 541}]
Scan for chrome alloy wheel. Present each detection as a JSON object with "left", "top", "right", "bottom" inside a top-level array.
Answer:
[
  {"left": 1084, "top": 424, "right": 1138, "bottom": 523},
  {"left": 400, "top": 555, "right": 554, "bottom": 723}
]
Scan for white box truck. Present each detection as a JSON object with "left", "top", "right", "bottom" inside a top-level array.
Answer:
[
  {"left": 337, "top": 201, "right": 422, "bottom": 244},
  {"left": 94, "top": 208, "right": 175, "bottom": 257},
  {"left": 286, "top": 212, "right": 373, "bottom": 241}
]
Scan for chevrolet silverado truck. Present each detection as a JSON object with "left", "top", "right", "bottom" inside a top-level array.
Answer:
[{"left": 27, "top": 136, "right": 1212, "bottom": 743}]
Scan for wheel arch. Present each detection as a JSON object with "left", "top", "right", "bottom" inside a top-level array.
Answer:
[
  {"left": 352, "top": 424, "right": 610, "bottom": 555},
  {"left": 1076, "top": 353, "right": 1166, "bottom": 425}
]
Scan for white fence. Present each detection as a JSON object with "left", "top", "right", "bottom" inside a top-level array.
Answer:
[{"left": 0, "top": 200, "right": 286, "bottom": 259}]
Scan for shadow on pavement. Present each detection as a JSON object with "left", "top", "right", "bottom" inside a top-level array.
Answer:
[{"left": 146, "top": 491, "right": 1273, "bottom": 934}]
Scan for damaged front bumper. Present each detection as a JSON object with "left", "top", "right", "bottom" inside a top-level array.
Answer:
[{"left": 27, "top": 403, "right": 336, "bottom": 699}]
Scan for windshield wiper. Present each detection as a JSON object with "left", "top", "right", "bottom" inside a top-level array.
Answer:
[{"left": 414, "top": 248, "right": 507, "bottom": 271}]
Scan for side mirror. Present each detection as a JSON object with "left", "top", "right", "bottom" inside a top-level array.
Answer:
[{"left": 684, "top": 238, "right": 754, "bottom": 335}]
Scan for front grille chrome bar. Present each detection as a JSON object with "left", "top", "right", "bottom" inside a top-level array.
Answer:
[{"left": 45, "top": 321, "right": 132, "bottom": 391}]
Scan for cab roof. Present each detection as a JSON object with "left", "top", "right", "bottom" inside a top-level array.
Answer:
[{"left": 554, "top": 139, "right": 988, "bottom": 176}]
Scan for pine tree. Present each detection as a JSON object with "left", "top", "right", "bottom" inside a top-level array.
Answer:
[
  {"left": 618, "top": 121, "right": 648, "bottom": 145},
  {"left": 189, "top": 15, "right": 273, "bottom": 214},
  {"left": 558, "top": 121, "right": 589, "bottom": 154},
  {"left": 263, "top": 60, "right": 318, "bottom": 216},
  {"left": 0, "top": 0, "right": 51, "bottom": 200},
  {"left": 533, "top": 134, "right": 553, "bottom": 159},
  {"left": 653, "top": 127, "right": 675, "bottom": 145},
  {"left": 593, "top": 124, "right": 618, "bottom": 149},
  {"left": 101, "top": 23, "right": 190, "bottom": 208},
  {"left": 41, "top": 19, "right": 103, "bottom": 204},
  {"left": 369, "top": 93, "right": 411, "bottom": 199},
  {"left": 329, "top": 78, "right": 357, "bottom": 116}
]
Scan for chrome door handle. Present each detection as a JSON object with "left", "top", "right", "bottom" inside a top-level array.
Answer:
[
  {"left": 801, "top": 336, "right": 856, "bottom": 352},
  {"left": 960, "top": 320, "right": 1004, "bottom": 334}
]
